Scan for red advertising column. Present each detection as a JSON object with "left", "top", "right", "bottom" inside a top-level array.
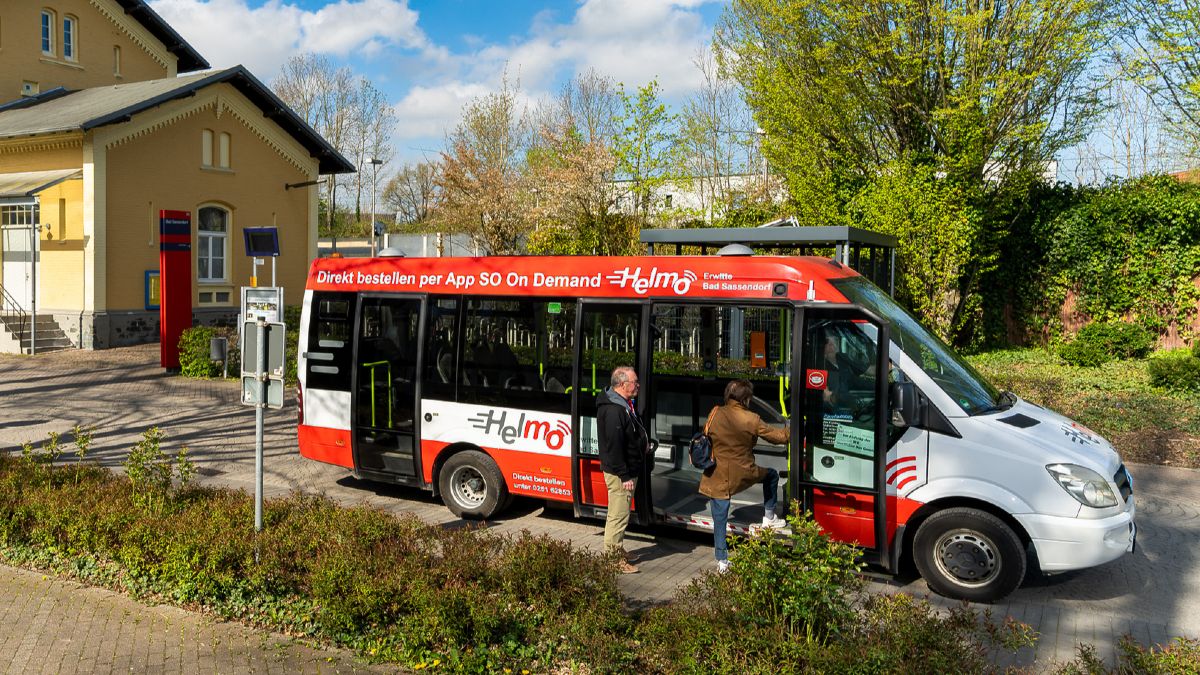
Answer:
[{"left": 159, "top": 210, "right": 192, "bottom": 369}]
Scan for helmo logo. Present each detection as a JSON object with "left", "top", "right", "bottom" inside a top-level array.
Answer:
[
  {"left": 606, "top": 266, "right": 696, "bottom": 295},
  {"left": 467, "top": 410, "right": 571, "bottom": 451}
]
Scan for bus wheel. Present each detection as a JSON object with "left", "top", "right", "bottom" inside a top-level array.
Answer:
[
  {"left": 439, "top": 450, "right": 508, "bottom": 519},
  {"left": 913, "top": 507, "right": 1026, "bottom": 603}
]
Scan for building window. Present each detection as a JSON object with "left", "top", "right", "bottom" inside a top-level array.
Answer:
[
  {"left": 201, "top": 129, "right": 213, "bottom": 167},
  {"left": 113, "top": 46, "right": 121, "bottom": 76},
  {"left": 218, "top": 132, "right": 231, "bottom": 168},
  {"left": 40, "top": 10, "right": 55, "bottom": 56},
  {"left": 62, "top": 15, "right": 76, "bottom": 61},
  {"left": 1, "top": 204, "right": 38, "bottom": 226},
  {"left": 197, "top": 206, "right": 228, "bottom": 282}
]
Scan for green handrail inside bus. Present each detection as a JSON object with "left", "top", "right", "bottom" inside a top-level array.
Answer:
[
  {"left": 778, "top": 374, "right": 788, "bottom": 419},
  {"left": 362, "top": 360, "right": 392, "bottom": 428}
]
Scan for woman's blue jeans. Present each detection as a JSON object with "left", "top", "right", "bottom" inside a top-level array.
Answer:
[{"left": 710, "top": 468, "right": 779, "bottom": 562}]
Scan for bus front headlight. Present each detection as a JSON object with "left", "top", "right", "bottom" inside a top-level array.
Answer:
[{"left": 1046, "top": 463, "right": 1118, "bottom": 508}]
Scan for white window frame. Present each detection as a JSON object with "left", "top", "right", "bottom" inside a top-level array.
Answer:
[
  {"left": 197, "top": 205, "right": 229, "bottom": 283},
  {"left": 40, "top": 10, "right": 55, "bottom": 56},
  {"left": 62, "top": 15, "right": 77, "bottom": 61}
]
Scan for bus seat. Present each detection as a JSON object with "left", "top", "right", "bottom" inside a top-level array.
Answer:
[
  {"left": 436, "top": 349, "right": 453, "bottom": 384},
  {"left": 544, "top": 376, "right": 566, "bottom": 393}
]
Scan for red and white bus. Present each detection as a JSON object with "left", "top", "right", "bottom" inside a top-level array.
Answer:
[{"left": 297, "top": 252, "right": 1135, "bottom": 601}]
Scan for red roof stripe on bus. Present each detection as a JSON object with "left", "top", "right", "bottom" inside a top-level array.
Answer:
[{"left": 305, "top": 255, "right": 858, "bottom": 302}]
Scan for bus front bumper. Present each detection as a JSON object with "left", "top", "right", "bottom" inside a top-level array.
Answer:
[{"left": 1015, "top": 499, "right": 1136, "bottom": 573}]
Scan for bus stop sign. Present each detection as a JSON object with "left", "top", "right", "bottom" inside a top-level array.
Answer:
[{"left": 241, "top": 320, "right": 286, "bottom": 409}]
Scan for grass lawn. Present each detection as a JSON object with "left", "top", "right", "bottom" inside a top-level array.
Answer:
[{"left": 967, "top": 349, "right": 1200, "bottom": 469}]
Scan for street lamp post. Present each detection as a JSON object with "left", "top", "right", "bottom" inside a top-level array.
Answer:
[
  {"left": 368, "top": 157, "right": 384, "bottom": 256},
  {"left": 755, "top": 128, "right": 768, "bottom": 195}
]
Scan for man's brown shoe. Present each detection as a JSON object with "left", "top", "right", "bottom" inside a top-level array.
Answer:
[
  {"left": 621, "top": 549, "right": 641, "bottom": 563},
  {"left": 618, "top": 560, "right": 639, "bottom": 574}
]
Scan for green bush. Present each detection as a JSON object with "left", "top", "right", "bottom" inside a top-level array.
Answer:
[
  {"left": 1057, "top": 635, "right": 1200, "bottom": 674},
  {"left": 1148, "top": 350, "right": 1200, "bottom": 393},
  {"left": 1059, "top": 337, "right": 1110, "bottom": 367},
  {"left": 1193, "top": 341, "right": 1200, "bottom": 359},
  {"left": 177, "top": 325, "right": 239, "bottom": 378},
  {"left": 1060, "top": 321, "right": 1155, "bottom": 367}
]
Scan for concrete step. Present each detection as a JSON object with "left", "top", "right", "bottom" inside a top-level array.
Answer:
[{"left": 0, "top": 314, "right": 74, "bottom": 353}]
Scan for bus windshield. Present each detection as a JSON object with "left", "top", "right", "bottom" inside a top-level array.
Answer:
[{"left": 830, "top": 276, "right": 1003, "bottom": 415}]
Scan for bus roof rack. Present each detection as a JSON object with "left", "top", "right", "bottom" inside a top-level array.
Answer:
[{"left": 640, "top": 222, "right": 898, "bottom": 295}]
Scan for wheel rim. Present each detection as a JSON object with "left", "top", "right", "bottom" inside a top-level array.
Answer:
[
  {"left": 449, "top": 465, "right": 487, "bottom": 509},
  {"left": 933, "top": 529, "right": 1000, "bottom": 588}
]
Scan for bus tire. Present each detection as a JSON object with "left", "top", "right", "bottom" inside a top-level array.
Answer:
[
  {"left": 439, "top": 450, "right": 508, "bottom": 519},
  {"left": 913, "top": 507, "right": 1026, "bottom": 603}
]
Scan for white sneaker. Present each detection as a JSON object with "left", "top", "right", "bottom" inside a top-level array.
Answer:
[
  {"left": 716, "top": 560, "right": 731, "bottom": 574},
  {"left": 761, "top": 514, "right": 787, "bottom": 529}
]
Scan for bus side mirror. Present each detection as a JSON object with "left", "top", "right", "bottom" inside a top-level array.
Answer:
[{"left": 889, "top": 381, "right": 917, "bottom": 427}]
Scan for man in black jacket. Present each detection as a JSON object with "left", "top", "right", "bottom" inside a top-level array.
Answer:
[{"left": 596, "top": 365, "right": 649, "bottom": 573}]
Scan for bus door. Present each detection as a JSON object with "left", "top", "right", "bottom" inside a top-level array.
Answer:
[
  {"left": 793, "top": 305, "right": 892, "bottom": 569},
  {"left": 352, "top": 294, "right": 423, "bottom": 483},
  {"left": 570, "top": 301, "right": 647, "bottom": 519},
  {"left": 645, "top": 302, "right": 794, "bottom": 533}
]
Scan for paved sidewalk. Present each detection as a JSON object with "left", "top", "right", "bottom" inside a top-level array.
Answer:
[
  {"left": 1, "top": 344, "right": 1198, "bottom": 672},
  {"left": 0, "top": 564, "right": 385, "bottom": 674}
]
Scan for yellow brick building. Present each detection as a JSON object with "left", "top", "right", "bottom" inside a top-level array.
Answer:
[{"left": 0, "top": 0, "right": 353, "bottom": 351}]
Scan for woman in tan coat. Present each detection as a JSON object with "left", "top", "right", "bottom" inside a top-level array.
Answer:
[{"left": 699, "top": 379, "right": 790, "bottom": 572}]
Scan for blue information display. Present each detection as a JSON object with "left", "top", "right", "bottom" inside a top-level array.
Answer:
[{"left": 243, "top": 227, "right": 280, "bottom": 257}]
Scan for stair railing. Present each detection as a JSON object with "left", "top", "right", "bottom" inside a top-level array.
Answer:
[{"left": 0, "top": 284, "right": 28, "bottom": 349}]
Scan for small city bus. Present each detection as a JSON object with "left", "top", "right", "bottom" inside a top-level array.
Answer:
[{"left": 297, "top": 252, "right": 1136, "bottom": 602}]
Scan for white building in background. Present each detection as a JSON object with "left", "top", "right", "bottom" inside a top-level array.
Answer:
[{"left": 609, "top": 173, "right": 783, "bottom": 225}]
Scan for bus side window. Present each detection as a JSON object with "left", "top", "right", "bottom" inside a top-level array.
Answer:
[
  {"left": 459, "top": 298, "right": 574, "bottom": 414},
  {"left": 305, "top": 291, "right": 353, "bottom": 391},
  {"left": 423, "top": 298, "right": 459, "bottom": 401}
]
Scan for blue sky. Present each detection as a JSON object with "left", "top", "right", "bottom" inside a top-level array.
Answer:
[{"left": 149, "top": 1, "right": 728, "bottom": 165}]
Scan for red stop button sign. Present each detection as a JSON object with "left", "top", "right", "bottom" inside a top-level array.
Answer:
[{"left": 806, "top": 369, "right": 828, "bottom": 390}]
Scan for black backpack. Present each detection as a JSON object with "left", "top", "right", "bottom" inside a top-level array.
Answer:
[{"left": 689, "top": 407, "right": 719, "bottom": 471}]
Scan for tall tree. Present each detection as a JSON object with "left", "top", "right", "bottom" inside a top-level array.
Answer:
[
  {"left": 434, "top": 74, "right": 532, "bottom": 255},
  {"left": 383, "top": 162, "right": 440, "bottom": 227},
  {"left": 716, "top": 0, "right": 1110, "bottom": 219},
  {"left": 676, "top": 49, "right": 764, "bottom": 222},
  {"left": 346, "top": 79, "right": 397, "bottom": 225},
  {"left": 272, "top": 54, "right": 360, "bottom": 235},
  {"left": 1117, "top": 0, "right": 1200, "bottom": 158},
  {"left": 526, "top": 70, "right": 643, "bottom": 255},
  {"left": 611, "top": 80, "right": 680, "bottom": 221}
]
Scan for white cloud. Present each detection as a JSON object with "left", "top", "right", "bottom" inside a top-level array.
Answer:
[
  {"left": 147, "top": 0, "right": 724, "bottom": 164},
  {"left": 454, "top": 0, "right": 717, "bottom": 98},
  {"left": 148, "top": 0, "right": 427, "bottom": 76},
  {"left": 391, "top": 81, "right": 493, "bottom": 141}
]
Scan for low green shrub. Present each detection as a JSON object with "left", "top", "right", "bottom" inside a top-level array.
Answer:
[
  {"left": 1148, "top": 350, "right": 1200, "bottom": 393},
  {"left": 1057, "top": 635, "right": 1200, "bottom": 674},
  {"left": 1193, "top": 341, "right": 1200, "bottom": 359},
  {"left": 1060, "top": 321, "right": 1155, "bottom": 367},
  {"left": 6, "top": 445, "right": 1145, "bottom": 674},
  {"left": 633, "top": 506, "right": 1033, "bottom": 673},
  {"left": 178, "top": 325, "right": 239, "bottom": 378},
  {"left": 1059, "top": 337, "right": 1110, "bottom": 367}
]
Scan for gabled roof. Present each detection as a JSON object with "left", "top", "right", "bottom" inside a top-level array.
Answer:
[
  {"left": 0, "top": 67, "right": 355, "bottom": 175},
  {"left": 115, "top": 0, "right": 209, "bottom": 73}
]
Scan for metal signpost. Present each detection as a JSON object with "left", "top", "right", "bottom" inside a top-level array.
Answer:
[{"left": 241, "top": 317, "right": 285, "bottom": 533}]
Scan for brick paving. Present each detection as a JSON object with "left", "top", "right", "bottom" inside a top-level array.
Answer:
[
  {"left": 0, "top": 565, "right": 385, "bottom": 673},
  {"left": 1, "top": 344, "right": 1198, "bottom": 672}
]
